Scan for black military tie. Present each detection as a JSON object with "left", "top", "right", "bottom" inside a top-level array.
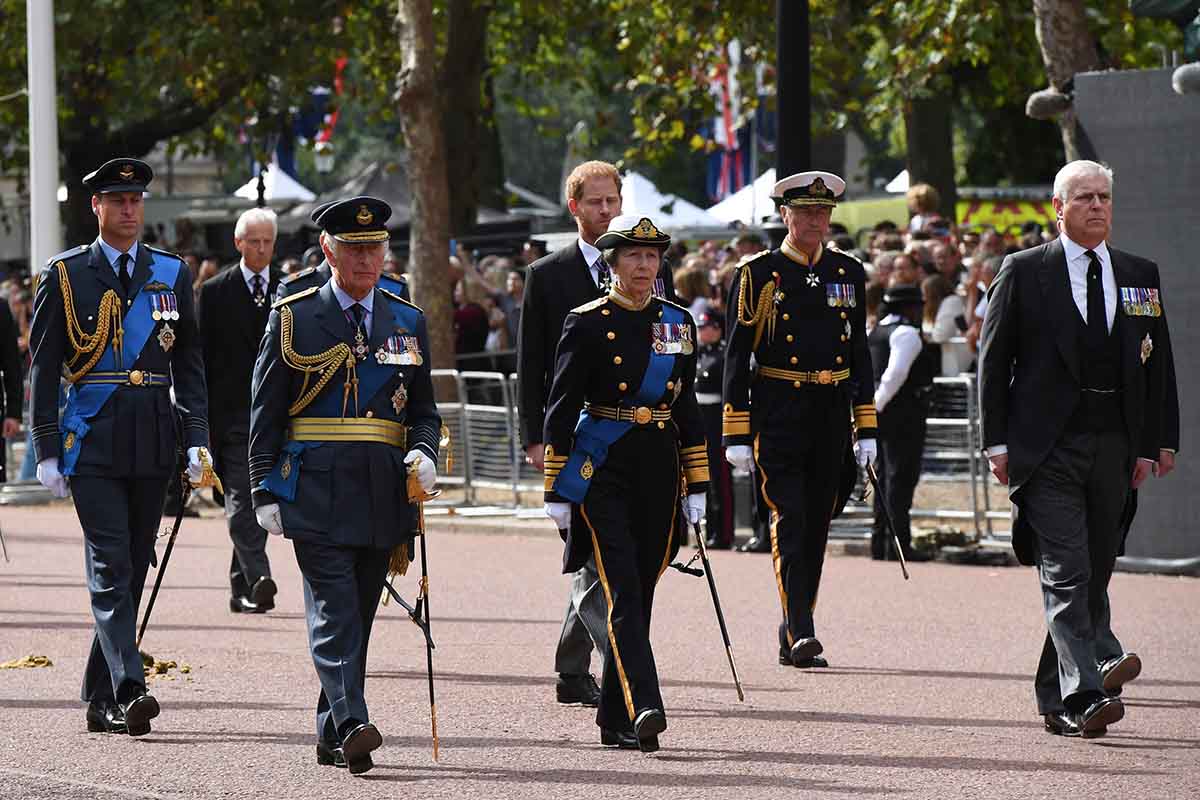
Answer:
[
  {"left": 251, "top": 273, "right": 266, "bottom": 307},
  {"left": 350, "top": 302, "right": 368, "bottom": 339},
  {"left": 1085, "top": 250, "right": 1106, "bottom": 345},
  {"left": 118, "top": 253, "right": 132, "bottom": 296}
]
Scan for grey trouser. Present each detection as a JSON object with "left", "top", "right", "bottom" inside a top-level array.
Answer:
[
  {"left": 220, "top": 426, "right": 270, "bottom": 596},
  {"left": 554, "top": 557, "right": 609, "bottom": 675}
]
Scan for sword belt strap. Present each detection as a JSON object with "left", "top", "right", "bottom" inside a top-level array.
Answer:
[
  {"left": 288, "top": 417, "right": 408, "bottom": 447},
  {"left": 74, "top": 369, "right": 171, "bottom": 387},
  {"left": 757, "top": 366, "right": 851, "bottom": 386},
  {"left": 584, "top": 402, "right": 672, "bottom": 425}
]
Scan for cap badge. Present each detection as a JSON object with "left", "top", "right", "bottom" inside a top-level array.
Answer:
[
  {"left": 809, "top": 177, "right": 827, "bottom": 196},
  {"left": 632, "top": 218, "right": 660, "bottom": 239},
  {"left": 119, "top": 165, "right": 136, "bottom": 181},
  {"left": 356, "top": 205, "right": 374, "bottom": 225}
]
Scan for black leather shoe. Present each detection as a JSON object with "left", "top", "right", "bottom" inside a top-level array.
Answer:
[
  {"left": 229, "top": 595, "right": 263, "bottom": 614},
  {"left": 251, "top": 577, "right": 278, "bottom": 611},
  {"left": 633, "top": 708, "right": 666, "bottom": 752},
  {"left": 600, "top": 728, "right": 640, "bottom": 749},
  {"left": 341, "top": 722, "right": 382, "bottom": 775},
  {"left": 789, "top": 637, "right": 823, "bottom": 665},
  {"left": 901, "top": 547, "right": 932, "bottom": 562},
  {"left": 85, "top": 699, "right": 127, "bottom": 734},
  {"left": 1079, "top": 696, "right": 1123, "bottom": 737},
  {"left": 1043, "top": 711, "right": 1082, "bottom": 737},
  {"left": 792, "top": 655, "right": 828, "bottom": 668},
  {"left": 557, "top": 672, "right": 601, "bottom": 706},
  {"left": 738, "top": 534, "right": 771, "bottom": 553},
  {"left": 1100, "top": 652, "right": 1141, "bottom": 695},
  {"left": 121, "top": 692, "right": 160, "bottom": 737},
  {"left": 704, "top": 536, "right": 733, "bottom": 550},
  {"left": 316, "top": 741, "right": 347, "bottom": 768}
]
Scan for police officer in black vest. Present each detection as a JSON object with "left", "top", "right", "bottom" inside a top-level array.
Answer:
[
  {"left": 867, "top": 284, "right": 935, "bottom": 561},
  {"left": 722, "top": 171, "right": 878, "bottom": 670},
  {"left": 29, "top": 158, "right": 213, "bottom": 736},
  {"left": 693, "top": 302, "right": 734, "bottom": 549},
  {"left": 250, "top": 196, "right": 441, "bottom": 774}
]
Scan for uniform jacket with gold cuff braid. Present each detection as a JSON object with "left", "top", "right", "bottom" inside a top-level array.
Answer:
[
  {"left": 248, "top": 281, "right": 441, "bottom": 549},
  {"left": 28, "top": 240, "right": 208, "bottom": 477},
  {"left": 542, "top": 289, "right": 708, "bottom": 573},
  {"left": 721, "top": 243, "right": 877, "bottom": 446}
]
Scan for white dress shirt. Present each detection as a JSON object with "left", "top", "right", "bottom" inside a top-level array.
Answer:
[
  {"left": 578, "top": 238, "right": 605, "bottom": 288},
  {"left": 330, "top": 280, "right": 373, "bottom": 332},
  {"left": 239, "top": 260, "right": 270, "bottom": 296},
  {"left": 873, "top": 315, "right": 924, "bottom": 413},
  {"left": 97, "top": 238, "right": 138, "bottom": 276},
  {"left": 1060, "top": 233, "right": 1116, "bottom": 333}
]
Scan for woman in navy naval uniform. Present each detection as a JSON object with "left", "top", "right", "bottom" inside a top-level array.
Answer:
[{"left": 542, "top": 214, "right": 709, "bottom": 752}]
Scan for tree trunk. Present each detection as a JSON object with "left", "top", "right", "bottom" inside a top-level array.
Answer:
[
  {"left": 1031, "top": 0, "right": 1102, "bottom": 161},
  {"left": 904, "top": 91, "right": 958, "bottom": 223},
  {"left": 441, "top": 0, "right": 504, "bottom": 236},
  {"left": 396, "top": 0, "right": 455, "bottom": 373}
]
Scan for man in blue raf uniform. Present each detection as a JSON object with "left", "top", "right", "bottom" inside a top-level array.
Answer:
[
  {"left": 275, "top": 201, "right": 410, "bottom": 303},
  {"left": 28, "top": 157, "right": 213, "bottom": 736},
  {"left": 249, "top": 195, "right": 441, "bottom": 775},
  {"left": 722, "top": 171, "right": 878, "bottom": 670}
]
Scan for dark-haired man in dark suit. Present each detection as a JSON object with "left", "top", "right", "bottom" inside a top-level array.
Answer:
[
  {"left": 980, "top": 160, "right": 1175, "bottom": 739},
  {"left": 0, "top": 298, "right": 21, "bottom": 481},
  {"left": 199, "top": 207, "right": 284, "bottom": 613}
]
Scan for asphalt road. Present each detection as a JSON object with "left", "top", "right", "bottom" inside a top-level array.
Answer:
[{"left": 1, "top": 504, "right": 1197, "bottom": 799}]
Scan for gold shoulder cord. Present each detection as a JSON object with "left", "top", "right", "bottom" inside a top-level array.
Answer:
[
  {"left": 279, "top": 305, "right": 357, "bottom": 417},
  {"left": 57, "top": 261, "right": 124, "bottom": 380},
  {"left": 734, "top": 266, "right": 777, "bottom": 350}
]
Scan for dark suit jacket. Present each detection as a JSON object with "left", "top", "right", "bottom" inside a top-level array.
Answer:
[
  {"left": 0, "top": 301, "right": 20, "bottom": 423},
  {"left": 517, "top": 240, "right": 678, "bottom": 448},
  {"left": 979, "top": 238, "right": 1172, "bottom": 564},
  {"left": 198, "top": 263, "right": 282, "bottom": 450}
]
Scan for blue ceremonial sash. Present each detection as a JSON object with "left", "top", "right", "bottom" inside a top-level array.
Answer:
[
  {"left": 553, "top": 303, "right": 685, "bottom": 503},
  {"left": 261, "top": 441, "right": 322, "bottom": 502},
  {"left": 61, "top": 252, "right": 181, "bottom": 475}
]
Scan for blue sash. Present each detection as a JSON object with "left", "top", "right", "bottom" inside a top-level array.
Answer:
[
  {"left": 261, "top": 294, "right": 423, "bottom": 501},
  {"left": 554, "top": 303, "right": 685, "bottom": 503},
  {"left": 61, "top": 253, "right": 181, "bottom": 475}
]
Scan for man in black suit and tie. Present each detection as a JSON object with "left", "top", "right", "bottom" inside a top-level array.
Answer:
[
  {"left": 980, "top": 160, "right": 1175, "bottom": 739},
  {"left": 198, "top": 207, "right": 283, "bottom": 613},
  {"left": 518, "top": 161, "right": 677, "bottom": 707},
  {"left": 0, "top": 297, "right": 21, "bottom": 482}
]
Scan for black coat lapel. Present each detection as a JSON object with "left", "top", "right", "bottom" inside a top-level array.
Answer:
[
  {"left": 570, "top": 241, "right": 603, "bottom": 301},
  {"left": 88, "top": 240, "right": 123, "bottom": 297},
  {"left": 315, "top": 281, "right": 351, "bottom": 343},
  {"left": 1036, "top": 239, "right": 1080, "bottom": 383},
  {"left": 129, "top": 242, "right": 154, "bottom": 298},
  {"left": 368, "top": 287, "right": 395, "bottom": 353},
  {"left": 1110, "top": 250, "right": 1140, "bottom": 386}
]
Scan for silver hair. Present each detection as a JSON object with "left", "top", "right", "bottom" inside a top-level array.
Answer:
[
  {"left": 235, "top": 207, "right": 278, "bottom": 239},
  {"left": 1053, "top": 160, "right": 1113, "bottom": 204}
]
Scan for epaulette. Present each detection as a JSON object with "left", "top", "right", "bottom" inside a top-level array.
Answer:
[
  {"left": 46, "top": 244, "right": 89, "bottom": 267},
  {"left": 272, "top": 285, "right": 319, "bottom": 308},
  {"left": 735, "top": 249, "right": 771, "bottom": 270},
  {"left": 571, "top": 296, "right": 609, "bottom": 314},
  {"left": 380, "top": 288, "right": 422, "bottom": 312},
  {"left": 281, "top": 266, "right": 316, "bottom": 284}
]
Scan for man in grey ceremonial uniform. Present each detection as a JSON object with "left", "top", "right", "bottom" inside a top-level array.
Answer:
[
  {"left": 29, "top": 158, "right": 214, "bottom": 736},
  {"left": 980, "top": 160, "right": 1174, "bottom": 738},
  {"left": 250, "top": 195, "right": 441, "bottom": 775}
]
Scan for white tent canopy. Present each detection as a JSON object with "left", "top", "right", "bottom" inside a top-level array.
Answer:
[
  {"left": 706, "top": 168, "right": 776, "bottom": 225},
  {"left": 621, "top": 170, "right": 723, "bottom": 228},
  {"left": 885, "top": 169, "right": 909, "bottom": 193},
  {"left": 234, "top": 162, "right": 316, "bottom": 202}
]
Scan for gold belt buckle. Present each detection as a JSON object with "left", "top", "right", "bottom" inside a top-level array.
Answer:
[
  {"left": 817, "top": 370, "right": 833, "bottom": 385},
  {"left": 633, "top": 406, "right": 652, "bottom": 425},
  {"left": 128, "top": 369, "right": 145, "bottom": 386}
]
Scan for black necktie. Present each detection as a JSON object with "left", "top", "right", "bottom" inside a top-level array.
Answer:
[
  {"left": 118, "top": 253, "right": 132, "bottom": 296},
  {"left": 251, "top": 274, "right": 265, "bottom": 307},
  {"left": 1085, "top": 250, "right": 1106, "bottom": 344},
  {"left": 349, "top": 302, "right": 367, "bottom": 340}
]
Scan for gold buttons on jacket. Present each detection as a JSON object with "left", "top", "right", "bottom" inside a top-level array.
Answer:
[
  {"left": 618, "top": 382, "right": 628, "bottom": 391},
  {"left": 840, "top": 335, "right": 848, "bottom": 342},
  {"left": 836, "top": 356, "right": 844, "bottom": 364},
  {"left": 613, "top": 356, "right": 622, "bottom": 365},
  {"left": 839, "top": 268, "right": 845, "bottom": 275},
  {"left": 659, "top": 403, "right": 668, "bottom": 410},
  {"left": 607, "top": 331, "right": 616, "bottom": 340},
  {"left": 365, "top": 410, "right": 374, "bottom": 418},
  {"left": 786, "top": 334, "right": 794, "bottom": 342},
  {"left": 793, "top": 380, "right": 802, "bottom": 388},
  {"left": 666, "top": 381, "right": 674, "bottom": 390},
  {"left": 790, "top": 356, "right": 798, "bottom": 364},
  {"left": 782, "top": 313, "right": 790, "bottom": 321},
  {"left": 840, "top": 312, "right": 848, "bottom": 320},
  {"left": 602, "top": 309, "right": 611, "bottom": 316},
  {"left": 657, "top": 421, "right": 665, "bottom": 429}
]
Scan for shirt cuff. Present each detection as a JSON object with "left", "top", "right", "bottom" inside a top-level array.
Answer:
[{"left": 986, "top": 444, "right": 1008, "bottom": 459}]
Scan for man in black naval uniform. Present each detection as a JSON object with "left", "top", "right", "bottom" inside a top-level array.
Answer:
[
  {"left": 275, "top": 201, "right": 410, "bottom": 303},
  {"left": 867, "top": 284, "right": 935, "bottom": 562},
  {"left": 29, "top": 158, "right": 213, "bottom": 736},
  {"left": 722, "top": 171, "right": 878, "bottom": 670},
  {"left": 980, "top": 160, "right": 1173, "bottom": 738},
  {"left": 693, "top": 302, "right": 734, "bottom": 549},
  {"left": 249, "top": 196, "right": 441, "bottom": 774}
]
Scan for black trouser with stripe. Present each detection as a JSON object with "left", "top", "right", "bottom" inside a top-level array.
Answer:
[
  {"left": 579, "top": 427, "right": 679, "bottom": 733},
  {"left": 752, "top": 388, "right": 850, "bottom": 646},
  {"left": 871, "top": 401, "right": 927, "bottom": 558}
]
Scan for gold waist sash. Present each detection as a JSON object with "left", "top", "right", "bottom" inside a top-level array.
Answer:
[
  {"left": 584, "top": 402, "right": 672, "bottom": 425},
  {"left": 288, "top": 417, "right": 408, "bottom": 447},
  {"left": 757, "top": 366, "right": 851, "bottom": 386}
]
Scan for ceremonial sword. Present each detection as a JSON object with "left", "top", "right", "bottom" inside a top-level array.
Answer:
[
  {"left": 865, "top": 462, "right": 910, "bottom": 581},
  {"left": 407, "top": 465, "right": 440, "bottom": 762}
]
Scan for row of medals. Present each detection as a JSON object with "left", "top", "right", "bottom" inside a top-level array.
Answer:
[{"left": 352, "top": 327, "right": 408, "bottom": 414}]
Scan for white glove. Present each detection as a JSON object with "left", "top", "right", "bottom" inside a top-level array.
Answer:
[
  {"left": 854, "top": 439, "right": 877, "bottom": 469},
  {"left": 684, "top": 493, "right": 706, "bottom": 525},
  {"left": 255, "top": 503, "right": 283, "bottom": 536},
  {"left": 725, "top": 445, "right": 753, "bottom": 472},
  {"left": 544, "top": 502, "right": 572, "bottom": 530},
  {"left": 186, "top": 446, "right": 204, "bottom": 483},
  {"left": 36, "top": 457, "right": 70, "bottom": 498},
  {"left": 404, "top": 449, "right": 438, "bottom": 492}
]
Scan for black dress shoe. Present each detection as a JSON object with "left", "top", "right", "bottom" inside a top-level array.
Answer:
[
  {"left": 85, "top": 699, "right": 127, "bottom": 734},
  {"left": 121, "top": 692, "right": 160, "bottom": 737},
  {"left": 600, "top": 728, "right": 640, "bottom": 749},
  {"left": 557, "top": 672, "right": 601, "bottom": 706},
  {"left": 789, "top": 637, "right": 823, "bottom": 666},
  {"left": 229, "top": 595, "right": 263, "bottom": 614},
  {"left": 1043, "top": 711, "right": 1082, "bottom": 737},
  {"left": 316, "top": 741, "right": 347, "bottom": 767},
  {"left": 1100, "top": 652, "right": 1141, "bottom": 695},
  {"left": 1079, "top": 696, "right": 1123, "bottom": 737},
  {"left": 738, "top": 534, "right": 771, "bottom": 553},
  {"left": 792, "top": 655, "right": 828, "bottom": 668},
  {"left": 341, "top": 722, "right": 382, "bottom": 775},
  {"left": 251, "top": 577, "right": 278, "bottom": 611},
  {"left": 704, "top": 536, "right": 733, "bottom": 550}
]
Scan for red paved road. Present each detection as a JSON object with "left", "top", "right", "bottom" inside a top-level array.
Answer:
[{"left": 1, "top": 503, "right": 1197, "bottom": 799}]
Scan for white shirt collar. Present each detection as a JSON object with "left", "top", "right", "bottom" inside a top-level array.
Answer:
[
  {"left": 330, "top": 279, "right": 374, "bottom": 315},
  {"left": 239, "top": 259, "right": 270, "bottom": 287},
  {"left": 578, "top": 238, "right": 601, "bottom": 268},
  {"left": 98, "top": 238, "right": 138, "bottom": 271},
  {"left": 1060, "top": 233, "right": 1110, "bottom": 267}
]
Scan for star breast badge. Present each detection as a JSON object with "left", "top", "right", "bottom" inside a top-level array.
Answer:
[{"left": 1140, "top": 333, "right": 1153, "bottom": 365}]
